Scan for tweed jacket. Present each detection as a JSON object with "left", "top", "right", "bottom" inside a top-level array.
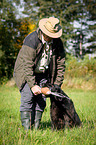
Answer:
[{"left": 13, "top": 28, "right": 65, "bottom": 90}]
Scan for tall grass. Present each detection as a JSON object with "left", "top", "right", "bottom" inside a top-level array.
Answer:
[
  {"left": 63, "top": 55, "right": 96, "bottom": 90},
  {"left": 0, "top": 85, "right": 96, "bottom": 145}
]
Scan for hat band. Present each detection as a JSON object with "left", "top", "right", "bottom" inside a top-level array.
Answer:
[{"left": 44, "top": 21, "right": 59, "bottom": 33}]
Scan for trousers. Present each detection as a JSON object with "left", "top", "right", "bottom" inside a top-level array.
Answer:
[
  {"left": 20, "top": 72, "right": 49, "bottom": 112},
  {"left": 20, "top": 83, "right": 46, "bottom": 112}
]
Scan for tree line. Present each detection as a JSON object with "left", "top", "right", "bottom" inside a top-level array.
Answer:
[{"left": 0, "top": 0, "right": 96, "bottom": 80}]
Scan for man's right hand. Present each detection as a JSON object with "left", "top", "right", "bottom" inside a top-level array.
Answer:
[
  {"left": 41, "top": 87, "right": 51, "bottom": 95},
  {"left": 31, "top": 85, "right": 41, "bottom": 95}
]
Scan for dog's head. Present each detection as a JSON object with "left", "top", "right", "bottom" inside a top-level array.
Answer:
[
  {"left": 39, "top": 79, "right": 70, "bottom": 101},
  {"left": 39, "top": 79, "right": 61, "bottom": 93}
]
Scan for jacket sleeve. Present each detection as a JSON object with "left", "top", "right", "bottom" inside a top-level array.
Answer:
[
  {"left": 21, "top": 31, "right": 39, "bottom": 88},
  {"left": 22, "top": 44, "right": 36, "bottom": 88},
  {"left": 54, "top": 39, "right": 65, "bottom": 86}
]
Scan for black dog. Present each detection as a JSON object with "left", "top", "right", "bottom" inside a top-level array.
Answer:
[{"left": 40, "top": 80, "right": 81, "bottom": 130}]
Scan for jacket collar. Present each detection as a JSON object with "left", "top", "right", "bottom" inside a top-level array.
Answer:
[
  {"left": 36, "top": 28, "right": 42, "bottom": 42},
  {"left": 35, "top": 28, "right": 43, "bottom": 55}
]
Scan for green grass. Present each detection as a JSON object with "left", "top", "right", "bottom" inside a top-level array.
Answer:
[
  {"left": 63, "top": 55, "right": 96, "bottom": 90},
  {"left": 0, "top": 85, "right": 96, "bottom": 145}
]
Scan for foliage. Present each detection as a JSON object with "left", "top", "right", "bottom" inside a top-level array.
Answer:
[
  {"left": 71, "top": 0, "right": 96, "bottom": 57},
  {"left": 0, "top": 0, "right": 19, "bottom": 79},
  {"left": 65, "top": 54, "right": 96, "bottom": 77},
  {"left": 0, "top": 0, "right": 95, "bottom": 80},
  {"left": 23, "top": 0, "right": 96, "bottom": 57},
  {"left": 14, "top": 18, "right": 36, "bottom": 56},
  {"left": 84, "top": 0, "right": 96, "bottom": 45},
  {"left": 23, "top": 0, "right": 85, "bottom": 45},
  {"left": 0, "top": 0, "right": 36, "bottom": 79},
  {"left": 61, "top": 54, "right": 96, "bottom": 90},
  {"left": 0, "top": 85, "right": 96, "bottom": 145}
]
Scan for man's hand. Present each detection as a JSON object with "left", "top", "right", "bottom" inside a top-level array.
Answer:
[
  {"left": 31, "top": 85, "right": 41, "bottom": 95},
  {"left": 41, "top": 87, "right": 51, "bottom": 95}
]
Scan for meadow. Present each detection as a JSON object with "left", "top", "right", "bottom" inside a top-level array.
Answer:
[
  {"left": 0, "top": 84, "right": 96, "bottom": 145},
  {"left": 0, "top": 55, "right": 96, "bottom": 144}
]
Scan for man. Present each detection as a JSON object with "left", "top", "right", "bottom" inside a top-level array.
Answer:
[{"left": 13, "top": 17, "right": 65, "bottom": 130}]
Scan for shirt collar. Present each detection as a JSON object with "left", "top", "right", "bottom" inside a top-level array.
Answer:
[{"left": 42, "top": 34, "right": 46, "bottom": 44}]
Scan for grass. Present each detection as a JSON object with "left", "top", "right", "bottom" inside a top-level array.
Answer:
[
  {"left": 63, "top": 55, "right": 96, "bottom": 90},
  {"left": 0, "top": 85, "right": 96, "bottom": 145}
]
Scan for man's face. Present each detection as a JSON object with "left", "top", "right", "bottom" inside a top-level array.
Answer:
[{"left": 43, "top": 33, "right": 52, "bottom": 42}]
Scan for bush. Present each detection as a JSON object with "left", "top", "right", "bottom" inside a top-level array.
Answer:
[
  {"left": 65, "top": 54, "right": 96, "bottom": 78},
  {"left": 62, "top": 54, "right": 96, "bottom": 90}
]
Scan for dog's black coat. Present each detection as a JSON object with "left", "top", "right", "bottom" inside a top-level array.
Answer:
[{"left": 40, "top": 80, "right": 81, "bottom": 130}]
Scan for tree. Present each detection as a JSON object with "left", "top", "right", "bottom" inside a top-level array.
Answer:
[
  {"left": 23, "top": 0, "right": 86, "bottom": 46},
  {"left": 15, "top": 18, "right": 36, "bottom": 56},
  {"left": 84, "top": 0, "right": 96, "bottom": 54},
  {"left": 0, "top": 0, "right": 36, "bottom": 80},
  {"left": 71, "top": 0, "right": 96, "bottom": 57},
  {"left": 0, "top": 0, "right": 20, "bottom": 79},
  {"left": 22, "top": 0, "right": 96, "bottom": 58},
  {"left": 0, "top": 0, "right": 95, "bottom": 81}
]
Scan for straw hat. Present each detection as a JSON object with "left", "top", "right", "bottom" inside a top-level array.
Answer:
[{"left": 39, "top": 17, "right": 62, "bottom": 38}]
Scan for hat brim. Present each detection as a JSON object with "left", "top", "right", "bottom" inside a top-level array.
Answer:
[{"left": 39, "top": 18, "right": 62, "bottom": 38}]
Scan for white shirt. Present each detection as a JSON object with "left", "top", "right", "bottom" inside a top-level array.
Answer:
[{"left": 35, "top": 35, "right": 53, "bottom": 73}]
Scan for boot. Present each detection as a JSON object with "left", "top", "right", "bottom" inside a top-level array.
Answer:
[
  {"left": 20, "top": 111, "right": 35, "bottom": 130},
  {"left": 34, "top": 111, "right": 42, "bottom": 129},
  {"left": 31, "top": 110, "right": 35, "bottom": 128}
]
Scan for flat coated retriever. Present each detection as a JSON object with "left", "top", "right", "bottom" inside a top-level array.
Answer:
[{"left": 40, "top": 80, "right": 81, "bottom": 130}]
